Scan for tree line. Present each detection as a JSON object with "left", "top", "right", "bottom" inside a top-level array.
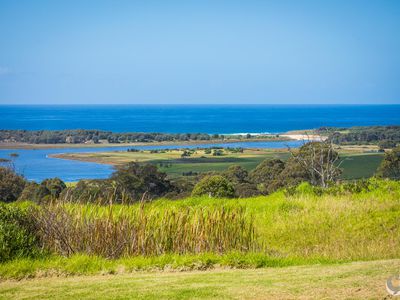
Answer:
[
  {"left": 1, "top": 141, "right": 399, "bottom": 204},
  {"left": 320, "top": 126, "right": 400, "bottom": 148},
  {"left": 0, "top": 130, "right": 219, "bottom": 144}
]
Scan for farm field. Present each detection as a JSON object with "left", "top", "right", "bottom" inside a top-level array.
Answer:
[
  {"left": 52, "top": 148, "right": 384, "bottom": 180},
  {"left": 0, "top": 259, "right": 398, "bottom": 300}
]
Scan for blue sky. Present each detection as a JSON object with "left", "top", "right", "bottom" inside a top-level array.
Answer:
[{"left": 0, "top": 0, "right": 399, "bottom": 104}]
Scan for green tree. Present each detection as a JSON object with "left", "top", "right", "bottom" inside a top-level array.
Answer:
[
  {"left": 112, "top": 162, "right": 171, "bottom": 200},
  {"left": 0, "top": 167, "right": 26, "bottom": 203},
  {"left": 18, "top": 182, "right": 49, "bottom": 203},
  {"left": 192, "top": 175, "right": 235, "bottom": 198},
  {"left": 378, "top": 140, "right": 397, "bottom": 150},
  {"left": 248, "top": 159, "right": 285, "bottom": 194},
  {"left": 223, "top": 165, "right": 249, "bottom": 184},
  {"left": 376, "top": 146, "right": 400, "bottom": 180},
  {"left": 41, "top": 178, "right": 67, "bottom": 198},
  {"left": 234, "top": 183, "right": 260, "bottom": 198}
]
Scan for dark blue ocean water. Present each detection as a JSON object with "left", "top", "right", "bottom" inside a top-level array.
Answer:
[{"left": 1, "top": 105, "right": 400, "bottom": 133}]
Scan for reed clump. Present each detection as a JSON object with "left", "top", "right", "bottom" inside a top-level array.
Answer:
[{"left": 32, "top": 202, "right": 260, "bottom": 258}]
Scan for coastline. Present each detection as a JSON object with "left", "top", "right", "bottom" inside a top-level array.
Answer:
[{"left": 0, "top": 136, "right": 292, "bottom": 150}]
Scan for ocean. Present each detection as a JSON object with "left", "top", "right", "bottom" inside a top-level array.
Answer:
[
  {"left": 1, "top": 104, "right": 399, "bottom": 181},
  {"left": 1, "top": 105, "right": 400, "bottom": 133}
]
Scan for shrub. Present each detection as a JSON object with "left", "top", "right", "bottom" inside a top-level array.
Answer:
[
  {"left": 59, "top": 179, "right": 131, "bottom": 204},
  {"left": 41, "top": 178, "right": 67, "bottom": 198},
  {"left": 223, "top": 165, "right": 249, "bottom": 184},
  {"left": 234, "top": 183, "right": 260, "bottom": 198},
  {"left": 376, "top": 146, "right": 400, "bottom": 180},
  {"left": 18, "top": 178, "right": 67, "bottom": 203},
  {"left": 0, "top": 167, "right": 26, "bottom": 203},
  {"left": 18, "top": 182, "right": 49, "bottom": 203},
  {"left": 111, "top": 162, "right": 172, "bottom": 201},
  {"left": 192, "top": 175, "right": 235, "bottom": 198},
  {"left": 0, "top": 203, "right": 40, "bottom": 262}
]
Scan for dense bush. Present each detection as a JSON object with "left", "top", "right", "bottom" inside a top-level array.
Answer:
[
  {"left": 223, "top": 165, "right": 249, "bottom": 184},
  {"left": 325, "top": 125, "right": 400, "bottom": 145},
  {"left": 18, "top": 178, "right": 66, "bottom": 203},
  {"left": 234, "top": 183, "right": 261, "bottom": 198},
  {"left": 59, "top": 179, "right": 132, "bottom": 204},
  {"left": 249, "top": 159, "right": 285, "bottom": 194},
  {"left": 0, "top": 203, "right": 40, "bottom": 262},
  {"left": 376, "top": 146, "right": 400, "bottom": 180},
  {"left": 112, "top": 162, "right": 172, "bottom": 201},
  {"left": 192, "top": 175, "right": 235, "bottom": 198},
  {"left": 0, "top": 129, "right": 214, "bottom": 144},
  {"left": 0, "top": 167, "right": 26, "bottom": 203}
]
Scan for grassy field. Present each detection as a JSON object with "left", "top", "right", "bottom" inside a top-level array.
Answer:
[
  {"left": 1, "top": 181, "right": 400, "bottom": 299},
  {"left": 0, "top": 259, "right": 398, "bottom": 299},
  {"left": 52, "top": 148, "right": 383, "bottom": 180}
]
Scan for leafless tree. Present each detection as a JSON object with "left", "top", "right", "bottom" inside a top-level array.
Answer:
[{"left": 288, "top": 133, "right": 343, "bottom": 188}]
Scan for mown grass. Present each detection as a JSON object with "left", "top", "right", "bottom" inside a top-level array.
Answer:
[
  {"left": 0, "top": 253, "right": 337, "bottom": 280},
  {"left": 1, "top": 259, "right": 398, "bottom": 299}
]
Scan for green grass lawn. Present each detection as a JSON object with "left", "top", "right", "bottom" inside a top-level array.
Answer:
[
  {"left": 0, "top": 259, "right": 398, "bottom": 299},
  {"left": 56, "top": 148, "right": 384, "bottom": 180},
  {"left": 339, "top": 153, "right": 383, "bottom": 180}
]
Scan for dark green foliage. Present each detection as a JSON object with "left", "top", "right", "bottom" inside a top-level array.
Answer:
[
  {"left": 249, "top": 159, "right": 285, "bottom": 194},
  {"left": 60, "top": 179, "right": 129, "bottom": 204},
  {"left": 213, "top": 149, "right": 224, "bottom": 156},
  {"left": 192, "top": 175, "right": 235, "bottom": 198},
  {"left": 112, "top": 162, "right": 172, "bottom": 200},
  {"left": 277, "top": 157, "right": 310, "bottom": 188},
  {"left": 325, "top": 126, "right": 400, "bottom": 145},
  {"left": 223, "top": 165, "right": 249, "bottom": 184},
  {"left": 0, "top": 130, "right": 213, "bottom": 144},
  {"left": 0, "top": 167, "right": 26, "bottom": 203},
  {"left": 41, "top": 178, "right": 67, "bottom": 198},
  {"left": 19, "top": 182, "right": 49, "bottom": 203},
  {"left": 376, "top": 147, "right": 400, "bottom": 180},
  {"left": 0, "top": 203, "right": 40, "bottom": 262},
  {"left": 164, "top": 178, "right": 195, "bottom": 199},
  {"left": 234, "top": 183, "right": 261, "bottom": 198},
  {"left": 378, "top": 140, "right": 397, "bottom": 150},
  {"left": 18, "top": 178, "right": 66, "bottom": 203}
]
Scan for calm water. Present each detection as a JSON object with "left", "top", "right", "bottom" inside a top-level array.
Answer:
[
  {"left": 0, "top": 140, "right": 303, "bottom": 182},
  {"left": 1, "top": 104, "right": 399, "bottom": 181},
  {"left": 1, "top": 105, "right": 400, "bottom": 133}
]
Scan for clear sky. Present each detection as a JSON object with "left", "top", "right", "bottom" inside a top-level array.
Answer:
[{"left": 0, "top": 0, "right": 399, "bottom": 105}]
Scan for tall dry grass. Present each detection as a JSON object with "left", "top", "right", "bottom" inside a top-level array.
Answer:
[{"left": 33, "top": 201, "right": 260, "bottom": 258}]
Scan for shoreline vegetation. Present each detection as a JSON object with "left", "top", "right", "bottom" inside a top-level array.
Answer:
[
  {"left": 1, "top": 125, "right": 399, "bottom": 150},
  {"left": 0, "top": 129, "right": 296, "bottom": 150},
  {"left": 0, "top": 136, "right": 291, "bottom": 150}
]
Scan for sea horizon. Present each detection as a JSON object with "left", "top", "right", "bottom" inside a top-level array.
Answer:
[{"left": 1, "top": 104, "right": 399, "bottom": 134}]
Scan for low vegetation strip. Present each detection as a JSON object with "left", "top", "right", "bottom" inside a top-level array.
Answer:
[
  {"left": 0, "top": 259, "right": 398, "bottom": 299},
  {"left": 33, "top": 204, "right": 259, "bottom": 258}
]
